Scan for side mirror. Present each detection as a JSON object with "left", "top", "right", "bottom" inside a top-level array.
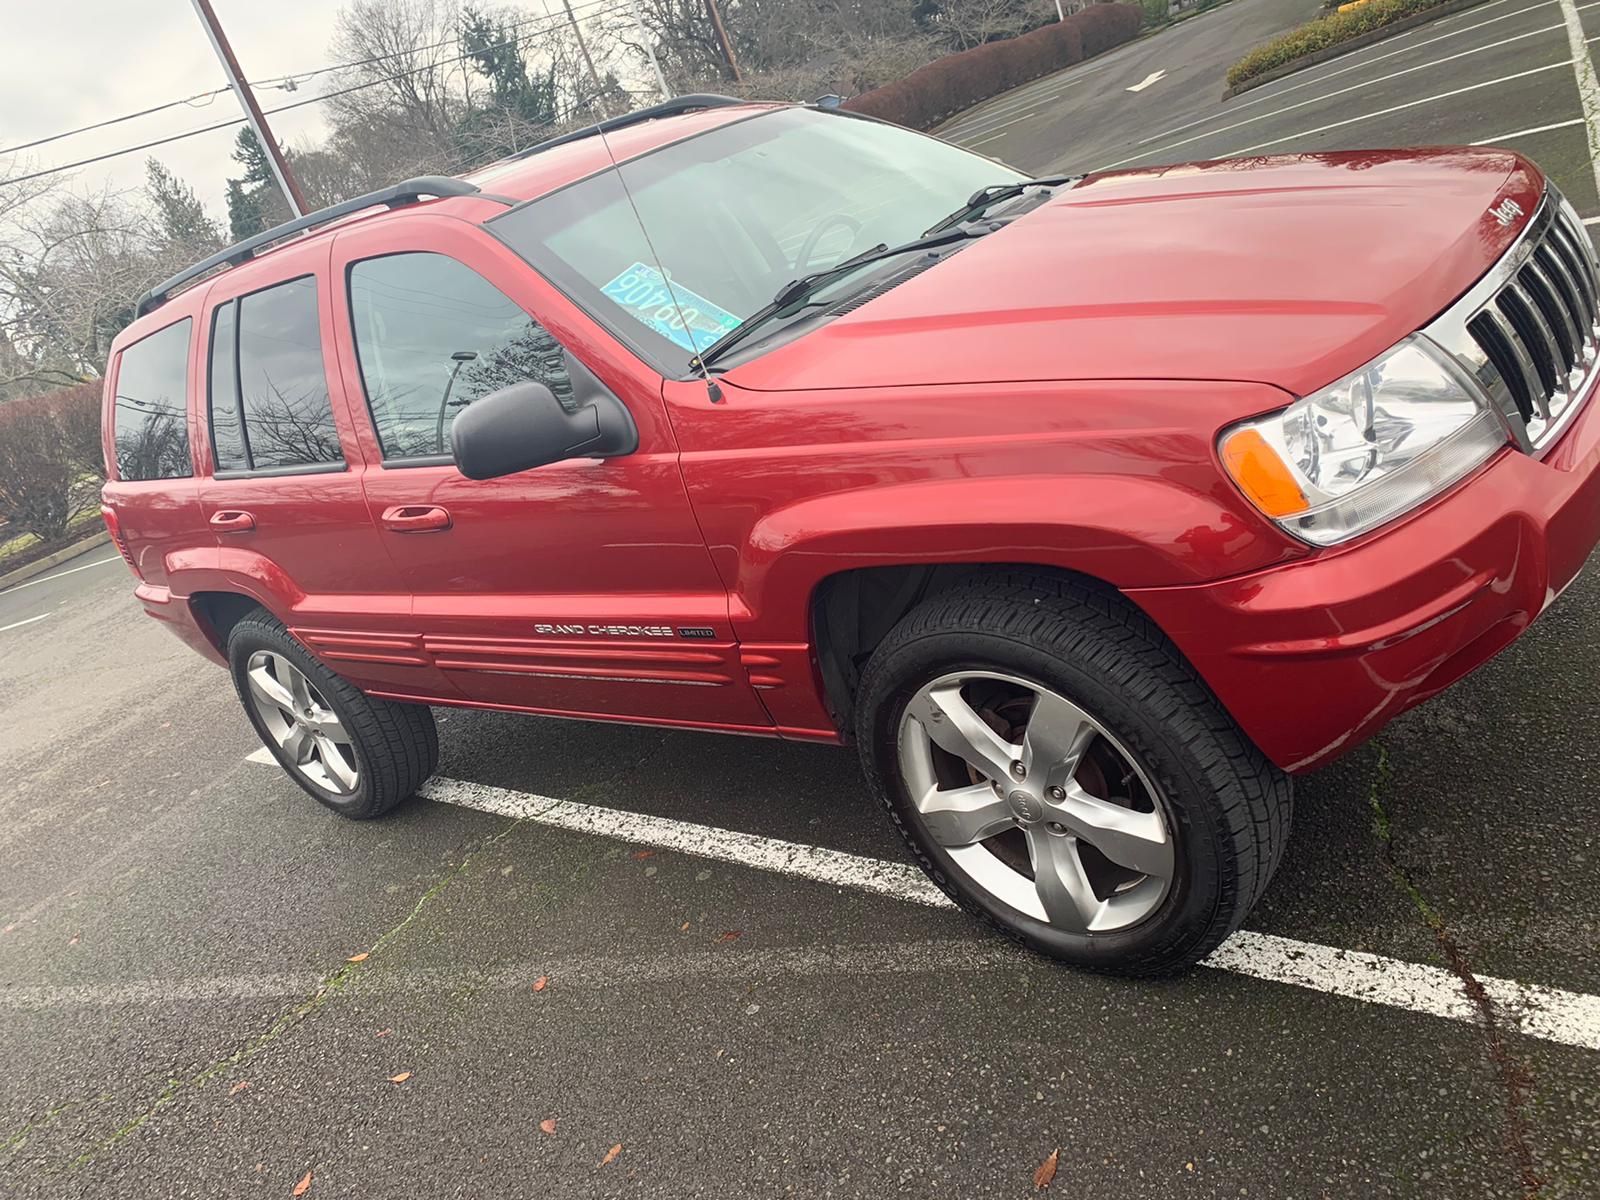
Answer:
[{"left": 450, "top": 381, "right": 637, "bottom": 480}]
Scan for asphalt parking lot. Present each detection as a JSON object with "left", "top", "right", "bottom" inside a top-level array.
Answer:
[
  {"left": 941, "top": 0, "right": 1600, "bottom": 219},
  {"left": 5, "top": 7, "right": 1600, "bottom": 1193}
]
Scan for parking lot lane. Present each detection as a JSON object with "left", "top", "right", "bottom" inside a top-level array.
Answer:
[
  {"left": 1, "top": 887, "right": 1562, "bottom": 1199},
  {"left": 942, "top": 0, "right": 1326, "bottom": 160},
  {"left": 948, "top": 0, "right": 1600, "bottom": 217}
]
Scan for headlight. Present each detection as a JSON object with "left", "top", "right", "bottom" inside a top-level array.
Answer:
[{"left": 1219, "top": 337, "right": 1510, "bottom": 546}]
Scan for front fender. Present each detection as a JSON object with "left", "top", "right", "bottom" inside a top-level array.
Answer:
[{"left": 731, "top": 472, "right": 1299, "bottom": 640}]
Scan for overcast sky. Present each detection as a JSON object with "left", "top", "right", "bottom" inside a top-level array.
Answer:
[{"left": 0, "top": 1, "right": 559, "bottom": 220}]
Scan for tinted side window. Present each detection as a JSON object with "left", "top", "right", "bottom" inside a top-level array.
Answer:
[
  {"left": 234, "top": 276, "right": 343, "bottom": 470},
  {"left": 113, "top": 319, "right": 193, "bottom": 481},
  {"left": 207, "top": 302, "right": 248, "bottom": 472},
  {"left": 348, "top": 252, "right": 573, "bottom": 460}
]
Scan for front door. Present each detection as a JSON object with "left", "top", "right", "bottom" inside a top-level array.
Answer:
[{"left": 327, "top": 216, "right": 771, "bottom": 732}]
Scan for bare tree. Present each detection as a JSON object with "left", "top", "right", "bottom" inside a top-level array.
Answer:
[
  {"left": 927, "top": 0, "right": 1056, "bottom": 50},
  {"left": 326, "top": 0, "right": 467, "bottom": 166}
]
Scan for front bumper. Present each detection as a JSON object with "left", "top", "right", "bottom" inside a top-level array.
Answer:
[{"left": 1127, "top": 382, "right": 1600, "bottom": 773}]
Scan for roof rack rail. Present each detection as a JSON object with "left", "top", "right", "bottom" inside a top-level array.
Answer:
[
  {"left": 135, "top": 175, "right": 506, "bottom": 318},
  {"left": 511, "top": 94, "right": 743, "bottom": 160}
]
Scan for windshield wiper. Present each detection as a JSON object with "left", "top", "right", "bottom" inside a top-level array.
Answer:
[
  {"left": 924, "top": 175, "right": 1075, "bottom": 236},
  {"left": 694, "top": 225, "right": 988, "bottom": 370}
]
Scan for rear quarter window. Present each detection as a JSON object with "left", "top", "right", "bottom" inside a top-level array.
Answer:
[{"left": 112, "top": 318, "right": 193, "bottom": 482}]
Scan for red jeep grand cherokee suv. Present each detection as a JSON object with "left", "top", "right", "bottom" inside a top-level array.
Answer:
[{"left": 100, "top": 97, "right": 1600, "bottom": 974}]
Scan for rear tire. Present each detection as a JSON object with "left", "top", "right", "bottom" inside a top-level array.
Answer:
[
  {"left": 855, "top": 573, "right": 1290, "bottom": 976},
  {"left": 228, "top": 610, "right": 438, "bottom": 820}
]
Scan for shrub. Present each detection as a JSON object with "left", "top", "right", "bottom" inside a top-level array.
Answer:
[
  {"left": 843, "top": 4, "right": 1142, "bottom": 130},
  {"left": 1227, "top": 0, "right": 1449, "bottom": 88},
  {"left": 0, "top": 383, "right": 105, "bottom": 545}
]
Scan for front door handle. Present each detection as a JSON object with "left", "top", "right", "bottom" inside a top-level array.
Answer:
[
  {"left": 210, "top": 510, "right": 255, "bottom": 532},
  {"left": 381, "top": 504, "right": 452, "bottom": 533}
]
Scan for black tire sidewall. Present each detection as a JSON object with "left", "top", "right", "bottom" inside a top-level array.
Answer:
[
  {"left": 862, "top": 628, "right": 1233, "bottom": 971},
  {"left": 228, "top": 618, "right": 384, "bottom": 818}
]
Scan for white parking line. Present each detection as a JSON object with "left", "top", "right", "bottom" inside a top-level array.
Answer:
[
  {"left": 1472, "top": 116, "right": 1586, "bottom": 143},
  {"left": 941, "top": 57, "right": 1119, "bottom": 137},
  {"left": 1222, "top": 60, "right": 1570, "bottom": 157},
  {"left": 1557, "top": 0, "right": 1600, "bottom": 196},
  {"left": 239, "top": 753, "right": 1600, "bottom": 1051},
  {"left": 1099, "top": 21, "right": 1571, "bottom": 170},
  {"left": 0, "top": 555, "right": 119, "bottom": 595},
  {"left": 1169, "top": 0, "right": 1559, "bottom": 140},
  {"left": 0, "top": 613, "right": 50, "bottom": 634},
  {"left": 966, "top": 111, "right": 1043, "bottom": 146}
]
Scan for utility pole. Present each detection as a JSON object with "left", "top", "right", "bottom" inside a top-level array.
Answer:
[
  {"left": 627, "top": 0, "right": 671, "bottom": 101},
  {"left": 189, "top": 0, "right": 308, "bottom": 218},
  {"left": 561, "top": 0, "right": 609, "bottom": 117},
  {"left": 703, "top": 0, "right": 742, "bottom": 84}
]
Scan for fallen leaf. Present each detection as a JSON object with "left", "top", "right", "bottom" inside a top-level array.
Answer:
[
  {"left": 629, "top": 849, "right": 656, "bottom": 860},
  {"left": 375, "top": 1028, "right": 392, "bottom": 1038},
  {"left": 1033, "top": 1148, "right": 1059, "bottom": 1190},
  {"left": 346, "top": 952, "right": 369, "bottom": 963},
  {"left": 714, "top": 930, "right": 742, "bottom": 944},
  {"left": 678, "top": 921, "right": 690, "bottom": 932},
  {"left": 532, "top": 975, "right": 548, "bottom": 992},
  {"left": 292, "top": 1170, "right": 313, "bottom": 1196},
  {"left": 599, "top": 1143, "right": 622, "bottom": 1168},
  {"left": 228, "top": 1080, "right": 250, "bottom": 1097},
  {"left": 68, "top": 932, "right": 81, "bottom": 945},
  {"left": 538, "top": 1118, "right": 557, "bottom": 1136},
  {"left": 2, "top": 924, "right": 15, "bottom": 934},
  {"left": 388, "top": 1072, "right": 412, "bottom": 1084},
  {"left": 1185, "top": 1162, "right": 1195, "bottom": 1172}
]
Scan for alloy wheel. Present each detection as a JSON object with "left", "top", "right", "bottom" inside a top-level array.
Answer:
[
  {"left": 244, "top": 651, "right": 360, "bottom": 796},
  {"left": 897, "top": 670, "right": 1175, "bottom": 933}
]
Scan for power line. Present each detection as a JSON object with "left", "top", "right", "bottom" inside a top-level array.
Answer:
[
  {"left": 0, "top": 0, "right": 637, "bottom": 189},
  {"left": 0, "top": 90, "right": 229, "bottom": 158},
  {"left": 0, "top": 0, "right": 627, "bottom": 162},
  {"left": 251, "top": 0, "right": 623, "bottom": 94}
]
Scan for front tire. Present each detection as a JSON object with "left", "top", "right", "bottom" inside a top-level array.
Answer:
[
  {"left": 855, "top": 574, "right": 1291, "bottom": 976},
  {"left": 228, "top": 610, "right": 438, "bottom": 820}
]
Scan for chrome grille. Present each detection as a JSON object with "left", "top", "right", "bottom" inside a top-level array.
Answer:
[{"left": 1425, "top": 189, "right": 1600, "bottom": 453}]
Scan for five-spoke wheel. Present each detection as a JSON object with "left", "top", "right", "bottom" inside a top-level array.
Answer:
[
  {"left": 857, "top": 574, "right": 1292, "bottom": 975},
  {"left": 227, "top": 608, "right": 438, "bottom": 819},
  {"left": 900, "top": 671, "right": 1174, "bottom": 934},
  {"left": 244, "top": 650, "right": 359, "bottom": 796}
]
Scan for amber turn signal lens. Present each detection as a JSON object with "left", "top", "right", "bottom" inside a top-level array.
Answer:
[{"left": 1220, "top": 429, "right": 1309, "bottom": 519}]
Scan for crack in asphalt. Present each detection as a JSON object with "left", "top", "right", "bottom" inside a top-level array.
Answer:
[
  {"left": 11, "top": 735, "right": 671, "bottom": 1181},
  {"left": 1366, "top": 741, "right": 1543, "bottom": 1197}
]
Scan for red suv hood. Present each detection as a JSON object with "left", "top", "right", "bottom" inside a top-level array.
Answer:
[{"left": 723, "top": 149, "right": 1543, "bottom": 399}]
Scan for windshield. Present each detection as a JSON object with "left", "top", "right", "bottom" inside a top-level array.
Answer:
[{"left": 489, "top": 108, "right": 1024, "bottom": 374}]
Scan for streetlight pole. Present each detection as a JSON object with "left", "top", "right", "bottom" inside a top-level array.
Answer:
[
  {"left": 435, "top": 352, "right": 479, "bottom": 453},
  {"left": 627, "top": 0, "right": 671, "bottom": 101},
  {"left": 189, "top": 0, "right": 308, "bottom": 218}
]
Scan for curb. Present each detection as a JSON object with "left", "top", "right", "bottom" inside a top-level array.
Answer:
[
  {"left": 0, "top": 530, "right": 113, "bottom": 592},
  {"left": 1222, "top": 0, "right": 1489, "bottom": 99}
]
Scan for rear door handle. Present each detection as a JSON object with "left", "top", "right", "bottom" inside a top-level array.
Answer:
[
  {"left": 210, "top": 510, "right": 255, "bottom": 532},
  {"left": 381, "top": 504, "right": 452, "bottom": 533}
]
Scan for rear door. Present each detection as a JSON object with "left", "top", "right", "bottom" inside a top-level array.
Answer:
[
  {"left": 327, "top": 215, "right": 770, "bottom": 731},
  {"left": 195, "top": 241, "right": 444, "bottom": 697}
]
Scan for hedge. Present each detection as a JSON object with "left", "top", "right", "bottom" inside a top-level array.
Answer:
[
  {"left": 0, "top": 383, "right": 104, "bottom": 545},
  {"left": 1226, "top": 0, "right": 1451, "bottom": 88},
  {"left": 844, "top": 4, "right": 1144, "bottom": 130}
]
